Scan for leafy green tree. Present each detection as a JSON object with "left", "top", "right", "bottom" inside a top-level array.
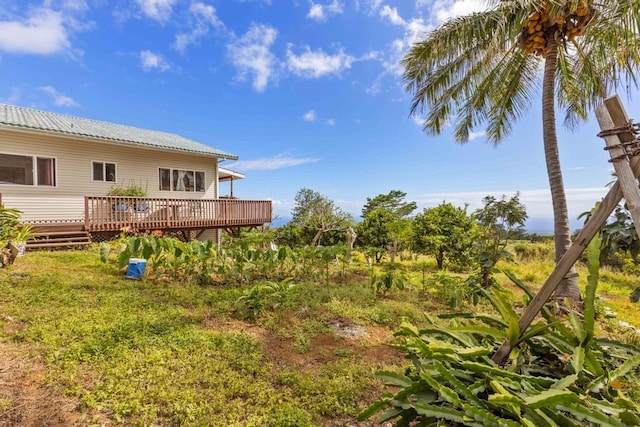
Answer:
[
  {"left": 358, "top": 191, "right": 417, "bottom": 263},
  {"left": 412, "top": 202, "right": 475, "bottom": 269},
  {"left": 274, "top": 221, "right": 303, "bottom": 248},
  {"left": 361, "top": 190, "right": 417, "bottom": 219},
  {"left": 356, "top": 208, "right": 394, "bottom": 263},
  {"left": 403, "top": 1, "right": 640, "bottom": 303},
  {"left": 474, "top": 193, "right": 528, "bottom": 286},
  {"left": 290, "top": 188, "right": 353, "bottom": 246}
]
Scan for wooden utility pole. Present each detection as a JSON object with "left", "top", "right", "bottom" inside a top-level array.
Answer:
[{"left": 492, "top": 95, "right": 640, "bottom": 364}]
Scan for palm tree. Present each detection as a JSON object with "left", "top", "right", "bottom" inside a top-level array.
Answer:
[{"left": 404, "top": 0, "right": 640, "bottom": 303}]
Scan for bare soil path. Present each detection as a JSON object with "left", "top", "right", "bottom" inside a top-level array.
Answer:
[{"left": 0, "top": 343, "right": 84, "bottom": 427}]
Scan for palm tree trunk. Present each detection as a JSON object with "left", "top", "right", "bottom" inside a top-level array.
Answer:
[{"left": 542, "top": 35, "right": 581, "bottom": 304}]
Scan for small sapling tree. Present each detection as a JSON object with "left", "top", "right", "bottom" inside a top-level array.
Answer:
[{"left": 473, "top": 193, "right": 527, "bottom": 287}]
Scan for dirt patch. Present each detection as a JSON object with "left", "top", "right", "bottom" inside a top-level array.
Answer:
[
  {"left": 0, "top": 317, "right": 400, "bottom": 427},
  {"left": 208, "top": 316, "right": 404, "bottom": 371},
  {"left": 0, "top": 343, "right": 86, "bottom": 427}
]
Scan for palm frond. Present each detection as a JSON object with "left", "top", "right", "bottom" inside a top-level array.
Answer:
[
  {"left": 403, "top": 4, "right": 534, "bottom": 143},
  {"left": 404, "top": 0, "right": 640, "bottom": 142}
]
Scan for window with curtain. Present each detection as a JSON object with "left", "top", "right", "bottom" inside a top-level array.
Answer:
[
  {"left": 0, "top": 153, "right": 56, "bottom": 186},
  {"left": 159, "top": 168, "right": 171, "bottom": 191},
  {"left": 37, "top": 157, "right": 56, "bottom": 186},
  {"left": 159, "top": 168, "right": 205, "bottom": 192},
  {"left": 92, "top": 161, "right": 116, "bottom": 182}
]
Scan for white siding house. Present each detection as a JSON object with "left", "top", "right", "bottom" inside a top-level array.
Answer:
[{"left": 0, "top": 104, "right": 271, "bottom": 238}]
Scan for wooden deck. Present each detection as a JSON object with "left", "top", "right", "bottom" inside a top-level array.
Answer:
[{"left": 84, "top": 196, "right": 272, "bottom": 232}]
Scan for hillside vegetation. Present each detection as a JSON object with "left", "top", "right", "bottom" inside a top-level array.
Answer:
[{"left": 0, "top": 237, "right": 638, "bottom": 426}]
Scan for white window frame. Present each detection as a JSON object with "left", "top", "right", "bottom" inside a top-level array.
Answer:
[
  {"left": 158, "top": 167, "right": 206, "bottom": 192},
  {"left": 91, "top": 161, "right": 117, "bottom": 182},
  {"left": 0, "top": 151, "right": 58, "bottom": 187}
]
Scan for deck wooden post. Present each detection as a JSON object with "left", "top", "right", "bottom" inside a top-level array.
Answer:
[
  {"left": 166, "top": 199, "right": 171, "bottom": 228},
  {"left": 492, "top": 95, "right": 640, "bottom": 364},
  {"left": 84, "top": 196, "right": 89, "bottom": 230}
]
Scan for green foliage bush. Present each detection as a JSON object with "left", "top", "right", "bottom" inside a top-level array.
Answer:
[
  {"left": 0, "top": 205, "right": 23, "bottom": 244},
  {"left": 104, "top": 234, "right": 359, "bottom": 290},
  {"left": 512, "top": 241, "right": 555, "bottom": 262},
  {"left": 426, "top": 271, "right": 479, "bottom": 308},
  {"left": 360, "top": 238, "right": 640, "bottom": 426},
  {"left": 371, "top": 264, "right": 406, "bottom": 295},
  {"left": 234, "top": 278, "right": 295, "bottom": 320},
  {"left": 106, "top": 183, "right": 148, "bottom": 197}
]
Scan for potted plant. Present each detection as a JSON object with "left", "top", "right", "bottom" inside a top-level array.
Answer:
[
  {"left": 12, "top": 224, "right": 33, "bottom": 257},
  {"left": 0, "top": 205, "right": 29, "bottom": 266},
  {"left": 107, "top": 183, "right": 148, "bottom": 213}
]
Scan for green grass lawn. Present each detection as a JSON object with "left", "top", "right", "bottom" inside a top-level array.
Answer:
[{"left": 0, "top": 246, "right": 638, "bottom": 426}]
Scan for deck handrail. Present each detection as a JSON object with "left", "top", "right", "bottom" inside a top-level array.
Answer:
[{"left": 84, "top": 196, "right": 272, "bottom": 232}]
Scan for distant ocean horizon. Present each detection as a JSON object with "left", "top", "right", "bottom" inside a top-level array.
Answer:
[{"left": 267, "top": 216, "right": 581, "bottom": 236}]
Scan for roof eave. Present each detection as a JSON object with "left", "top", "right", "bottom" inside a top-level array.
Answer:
[{"left": 0, "top": 123, "right": 239, "bottom": 160}]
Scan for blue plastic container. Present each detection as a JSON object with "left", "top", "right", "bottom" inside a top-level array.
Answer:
[{"left": 126, "top": 258, "right": 147, "bottom": 280}]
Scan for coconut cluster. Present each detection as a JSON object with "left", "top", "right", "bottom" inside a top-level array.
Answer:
[{"left": 518, "top": 2, "right": 596, "bottom": 56}]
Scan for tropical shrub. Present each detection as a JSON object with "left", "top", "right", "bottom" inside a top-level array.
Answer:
[
  {"left": 234, "top": 279, "right": 295, "bottom": 319},
  {"left": 371, "top": 264, "right": 406, "bottom": 296},
  {"left": 426, "top": 272, "right": 481, "bottom": 308},
  {"left": 0, "top": 205, "right": 22, "bottom": 243},
  {"left": 0, "top": 205, "right": 31, "bottom": 267},
  {"left": 360, "top": 237, "right": 640, "bottom": 426}
]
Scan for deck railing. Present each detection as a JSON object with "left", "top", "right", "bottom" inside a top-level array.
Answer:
[{"left": 84, "top": 196, "right": 272, "bottom": 232}]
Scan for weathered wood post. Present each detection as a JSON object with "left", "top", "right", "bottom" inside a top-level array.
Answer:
[
  {"left": 595, "top": 95, "right": 640, "bottom": 237},
  {"left": 346, "top": 226, "right": 357, "bottom": 262},
  {"left": 492, "top": 95, "right": 640, "bottom": 364}
]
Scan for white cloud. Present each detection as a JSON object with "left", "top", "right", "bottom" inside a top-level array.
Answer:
[
  {"left": 303, "top": 110, "right": 316, "bottom": 122},
  {"left": 411, "top": 114, "right": 424, "bottom": 126},
  {"left": 355, "top": 0, "right": 382, "bottom": 13},
  {"left": 0, "top": 87, "right": 21, "bottom": 104},
  {"left": 308, "top": 4, "right": 324, "bottom": 20},
  {"left": 62, "top": 0, "right": 89, "bottom": 12},
  {"left": 191, "top": 2, "right": 224, "bottom": 28},
  {"left": 380, "top": 5, "right": 405, "bottom": 26},
  {"left": 431, "top": 0, "right": 488, "bottom": 23},
  {"left": 468, "top": 130, "right": 486, "bottom": 141},
  {"left": 228, "top": 153, "right": 320, "bottom": 171},
  {"left": 307, "top": 1, "right": 344, "bottom": 21},
  {"left": 139, "top": 50, "right": 170, "bottom": 71},
  {"left": 135, "top": 0, "right": 177, "bottom": 23},
  {"left": 228, "top": 23, "right": 278, "bottom": 92},
  {"left": 38, "top": 86, "right": 79, "bottom": 107},
  {"left": 173, "top": 2, "right": 225, "bottom": 53},
  {"left": 327, "top": 118, "right": 335, "bottom": 126},
  {"left": 0, "top": 8, "right": 71, "bottom": 55},
  {"left": 378, "top": 6, "right": 430, "bottom": 75},
  {"left": 287, "top": 45, "right": 354, "bottom": 78}
]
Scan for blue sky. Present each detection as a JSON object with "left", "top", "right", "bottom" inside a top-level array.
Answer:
[{"left": 1, "top": 0, "right": 637, "bottom": 232}]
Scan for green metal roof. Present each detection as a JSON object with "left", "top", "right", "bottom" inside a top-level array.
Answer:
[{"left": 0, "top": 103, "right": 238, "bottom": 160}]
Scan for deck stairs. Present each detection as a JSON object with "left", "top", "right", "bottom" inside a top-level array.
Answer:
[{"left": 25, "top": 224, "right": 92, "bottom": 250}]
